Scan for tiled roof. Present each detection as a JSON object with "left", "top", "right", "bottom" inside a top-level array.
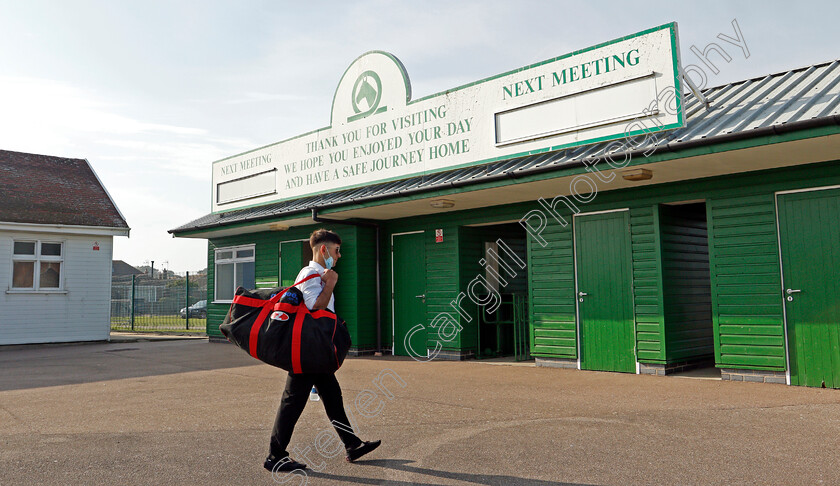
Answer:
[
  {"left": 112, "top": 260, "right": 143, "bottom": 276},
  {"left": 0, "top": 150, "right": 129, "bottom": 228},
  {"left": 171, "top": 59, "right": 840, "bottom": 234}
]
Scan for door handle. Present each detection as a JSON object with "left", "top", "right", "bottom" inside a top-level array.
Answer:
[
  {"left": 578, "top": 292, "right": 588, "bottom": 297},
  {"left": 785, "top": 289, "right": 801, "bottom": 294},
  {"left": 415, "top": 294, "right": 426, "bottom": 303}
]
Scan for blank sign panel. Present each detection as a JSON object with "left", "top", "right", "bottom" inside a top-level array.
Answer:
[
  {"left": 495, "top": 72, "right": 659, "bottom": 146},
  {"left": 217, "top": 169, "right": 277, "bottom": 205}
]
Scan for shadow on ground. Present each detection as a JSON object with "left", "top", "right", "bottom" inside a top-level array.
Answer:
[
  {"left": 305, "top": 458, "right": 593, "bottom": 485},
  {"left": 0, "top": 339, "right": 255, "bottom": 392}
]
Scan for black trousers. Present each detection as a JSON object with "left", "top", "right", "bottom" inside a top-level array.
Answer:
[{"left": 270, "top": 372, "right": 362, "bottom": 458}]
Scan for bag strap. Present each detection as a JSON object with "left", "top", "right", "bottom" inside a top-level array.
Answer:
[
  {"left": 274, "top": 272, "right": 321, "bottom": 302},
  {"left": 233, "top": 272, "right": 321, "bottom": 307},
  {"left": 247, "top": 272, "right": 322, "bottom": 359},
  {"left": 291, "top": 309, "right": 307, "bottom": 373}
]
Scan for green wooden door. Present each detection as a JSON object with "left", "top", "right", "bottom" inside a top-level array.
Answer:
[
  {"left": 575, "top": 211, "right": 636, "bottom": 372},
  {"left": 778, "top": 189, "right": 840, "bottom": 388},
  {"left": 280, "top": 240, "right": 312, "bottom": 287},
  {"left": 392, "top": 232, "right": 427, "bottom": 356}
]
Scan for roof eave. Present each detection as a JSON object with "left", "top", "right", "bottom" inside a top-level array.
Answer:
[{"left": 0, "top": 221, "right": 131, "bottom": 237}]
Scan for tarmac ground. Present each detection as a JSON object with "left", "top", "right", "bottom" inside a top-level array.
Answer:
[{"left": 0, "top": 336, "right": 838, "bottom": 485}]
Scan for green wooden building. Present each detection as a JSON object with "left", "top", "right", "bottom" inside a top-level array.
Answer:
[{"left": 172, "top": 32, "right": 840, "bottom": 388}]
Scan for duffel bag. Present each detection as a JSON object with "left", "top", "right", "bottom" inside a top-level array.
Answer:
[{"left": 219, "top": 274, "right": 352, "bottom": 374}]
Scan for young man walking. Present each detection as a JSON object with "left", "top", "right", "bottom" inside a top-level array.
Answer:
[{"left": 264, "top": 228, "right": 381, "bottom": 473}]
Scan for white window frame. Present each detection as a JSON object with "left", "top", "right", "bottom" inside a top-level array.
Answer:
[
  {"left": 214, "top": 244, "right": 256, "bottom": 303},
  {"left": 10, "top": 239, "right": 65, "bottom": 292}
]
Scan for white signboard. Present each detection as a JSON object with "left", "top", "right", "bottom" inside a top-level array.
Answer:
[{"left": 212, "top": 23, "right": 683, "bottom": 212}]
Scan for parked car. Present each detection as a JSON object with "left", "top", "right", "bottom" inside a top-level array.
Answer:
[{"left": 180, "top": 300, "right": 207, "bottom": 319}]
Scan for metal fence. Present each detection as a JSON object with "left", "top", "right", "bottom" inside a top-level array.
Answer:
[{"left": 111, "top": 273, "right": 207, "bottom": 333}]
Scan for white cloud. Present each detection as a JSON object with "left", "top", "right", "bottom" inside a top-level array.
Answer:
[
  {"left": 222, "top": 92, "right": 312, "bottom": 104},
  {"left": 0, "top": 75, "right": 248, "bottom": 271},
  {"left": 0, "top": 76, "right": 205, "bottom": 139}
]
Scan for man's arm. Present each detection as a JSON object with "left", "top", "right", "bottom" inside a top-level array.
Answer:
[{"left": 311, "top": 269, "right": 338, "bottom": 310}]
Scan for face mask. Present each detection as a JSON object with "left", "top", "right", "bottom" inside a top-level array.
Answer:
[{"left": 323, "top": 246, "right": 334, "bottom": 270}]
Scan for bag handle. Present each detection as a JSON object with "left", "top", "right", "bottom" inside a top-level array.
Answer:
[
  {"left": 268, "top": 272, "right": 321, "bottom": 304},
  {"left": 245, "top": 272, "right": 324, "bottom": 360},
  {"left": 231, "top": 272, "right": 322, "bottom": 307}
]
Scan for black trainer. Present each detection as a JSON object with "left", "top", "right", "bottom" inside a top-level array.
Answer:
[
  {"left": 345, "top": 440, "right": 381, "bottom": 462},
  {"left": 264, "top": 454, "right": 308, "bottom": 473}
]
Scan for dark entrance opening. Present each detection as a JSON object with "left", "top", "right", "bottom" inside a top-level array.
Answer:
[
  {"left": 658, "top": 201, "right": 716, "bottom": 375},
  {"left": 460, "top": 222, "right": 530, "bottom": 360}
]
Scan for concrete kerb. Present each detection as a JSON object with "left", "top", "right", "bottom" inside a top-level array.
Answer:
[
  {"left": 110, "top": 332, "right": 208, "bottom": 343},
  {"left": 0, "top": 333, "right": 207, "bottom": 352}
]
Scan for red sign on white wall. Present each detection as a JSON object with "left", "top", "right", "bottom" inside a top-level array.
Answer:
[
  {"left": 435, "top": 229, "right": 443, "bottom": 243},
  {"left": 93, "top": 241, "right": 100, "bottom": 251}
]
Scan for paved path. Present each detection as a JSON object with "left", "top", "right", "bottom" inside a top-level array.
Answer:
[{"left": 0, "top": 340, "right": 838, "bottom": 485}]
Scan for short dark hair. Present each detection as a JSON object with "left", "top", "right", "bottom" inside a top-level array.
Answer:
[{"left": 310, "top": 228, "right": 341, "bottom": 249}]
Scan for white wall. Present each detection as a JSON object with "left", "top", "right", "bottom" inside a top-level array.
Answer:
[{"left": 0, "top": 230, "right": 114, "bottom": 345}]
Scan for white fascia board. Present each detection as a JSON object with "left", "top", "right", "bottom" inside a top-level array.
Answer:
[{"left": 0, "top": 221, "right": 130, "bottom": 236}]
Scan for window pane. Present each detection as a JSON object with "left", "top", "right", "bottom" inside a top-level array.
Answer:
[
  {"left": 217, "top": 251, "right": 233, "bottom": 260},
  {"left": 41, "top": 243, "right": 62, "bottom": 256},
  {"left": 236, "top": 249, "right": 254, "bottom": 258},
  {"left": 13, "top": 262, "right": 34, "bottom": 288},
  {"left": 13, "top": 242, "right": 35, "bottom": 255},
  {"left": 216, "top": 263, "right": 234, "bottom": 300},
  {"left": 40, "top": 262, "right": 61, "bottom": 288},
  {"left": 236, "top": 261, "right": 256, "bottom": 290}
]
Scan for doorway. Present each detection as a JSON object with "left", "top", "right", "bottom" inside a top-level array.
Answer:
[
  {"left": 461, "top": 222, "right": 530, "bottom": 360},
  {"left": 777, "top": 187, "right": 840, "bottom": 388},
  {"left": 574, "top": 210, "right": 636, "bottom": 372},
  {"left": 391, "top": 231, "right": 427, "bottom": 357},
  {"left": 658, "top": 201, "right": 714, "bottom": 367}
]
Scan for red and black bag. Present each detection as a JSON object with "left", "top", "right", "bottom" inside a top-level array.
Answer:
[{"left": 219, "top": 274, "right": 352, "bottom": 374}]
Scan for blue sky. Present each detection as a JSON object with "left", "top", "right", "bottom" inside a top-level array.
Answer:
[{"left": 1, "top": 1, "right": 838, "bottom": 272}]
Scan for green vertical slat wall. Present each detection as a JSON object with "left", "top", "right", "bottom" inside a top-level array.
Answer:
[
  {"left": 527, "top": 212, "right": 577, "bottom": 358},
  {"left": 456, "top": 226, "right": 484, "bottom": 354},
  {"left": 425, "top": 226, "right": 460, "bottom": 352},
  {"left": 631, "top": 205, "right": 665, "bottom": 362},
  {"left": 707, "top": 194, "right": 786, "bottom": 370},
  {"left": 351, "top": 226, "right": 378, "bottom": 349},
  {"left": 333, "top": 226, "right": 361, "bottom": 347}
]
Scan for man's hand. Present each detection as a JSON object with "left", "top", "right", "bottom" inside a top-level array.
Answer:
[
  {"left": 311, "top": 269, "right": 337, "bottom": 311},
  {"left": 321, "top": 269, "right": 338, "bottom": 288}
]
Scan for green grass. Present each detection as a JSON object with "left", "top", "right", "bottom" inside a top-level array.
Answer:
[{"left": 111, "top": 315, "right": 207, "bottom": 333}]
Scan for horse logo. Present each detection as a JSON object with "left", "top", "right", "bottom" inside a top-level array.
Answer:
[{"left": 349, "top": 70, "right": 386, "bottom": 121}]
